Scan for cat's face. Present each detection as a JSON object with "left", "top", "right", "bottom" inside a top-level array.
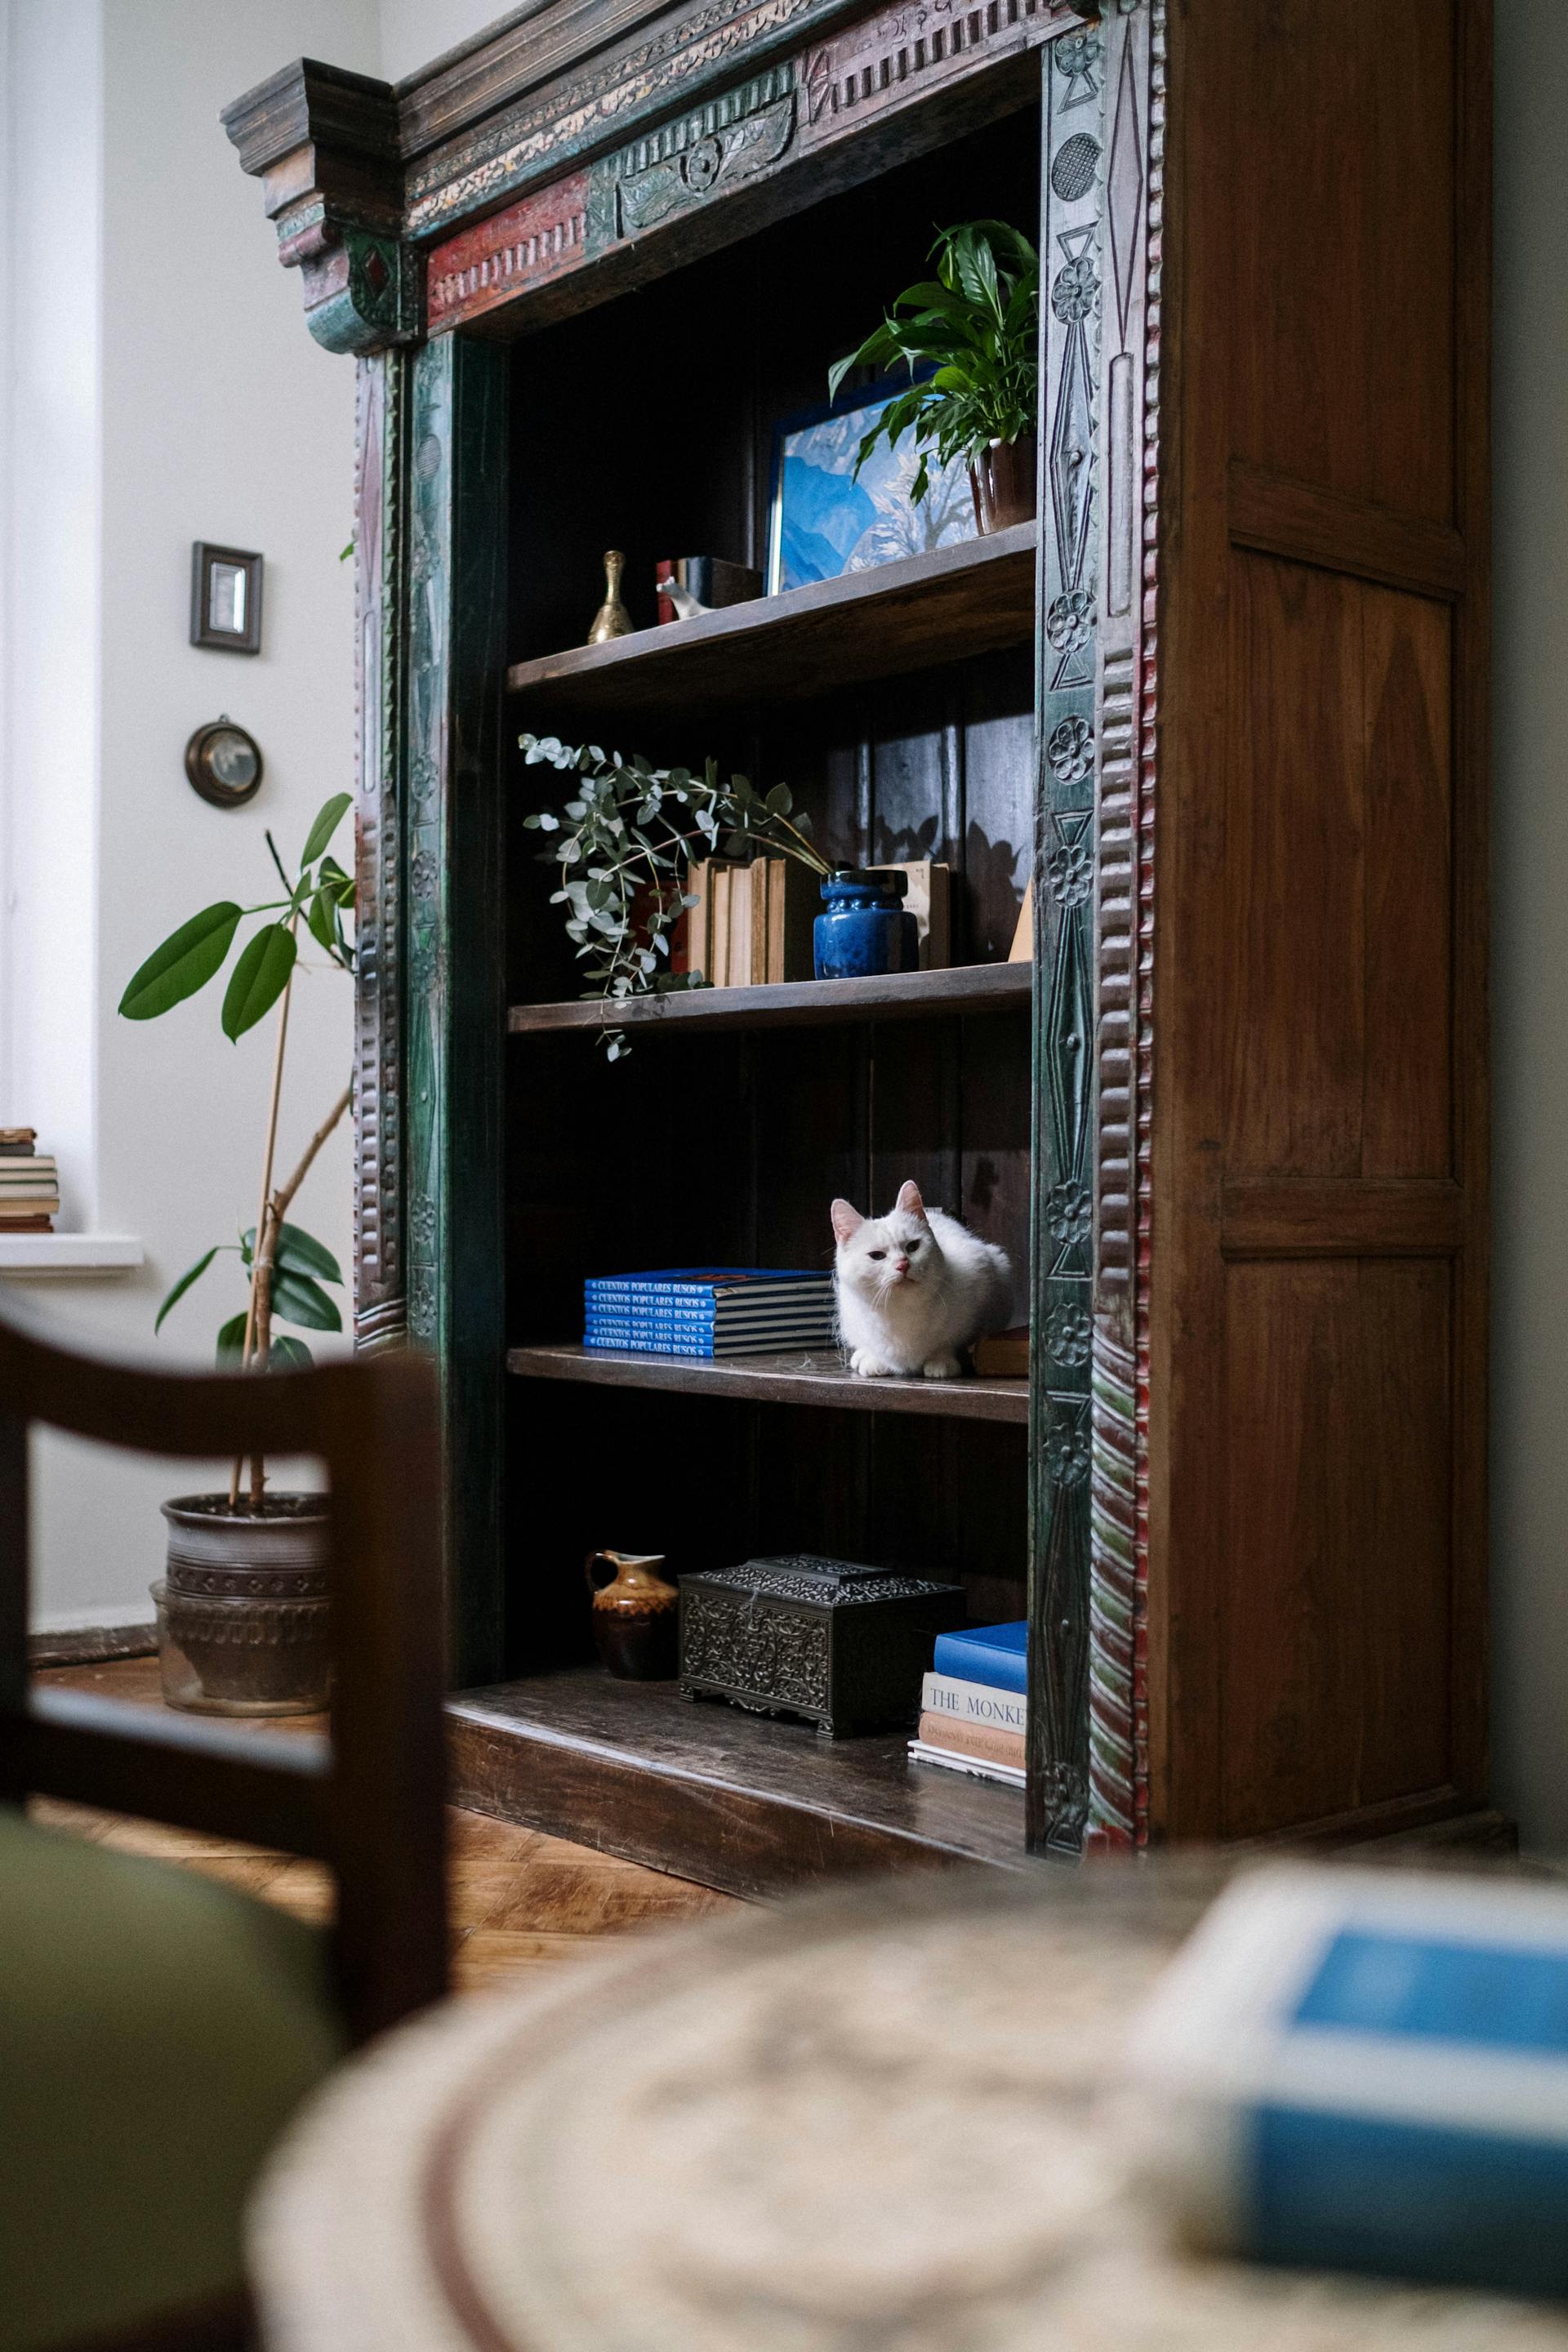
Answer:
[{"left": 831, "top": 1182, "right": 941, "bottom": 1301}]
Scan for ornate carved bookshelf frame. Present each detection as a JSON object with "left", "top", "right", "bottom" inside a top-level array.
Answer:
[
  {"left": 228, "top": 0, "right": 1493, "bottom": 1872},
  {"left": 226, "top": 0, "right": 1158, "bottom": 1857}
]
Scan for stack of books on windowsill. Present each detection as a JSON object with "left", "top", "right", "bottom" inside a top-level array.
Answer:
[
  {"left": 583, "top": 1268, "right": 836, "bottom": 1359},
  {"left": 907, "top": 1619, "right": 1027, "bottom": 1787},
  {"left": 0, "top": 1129, "right": 59, "bottom": 1232}
]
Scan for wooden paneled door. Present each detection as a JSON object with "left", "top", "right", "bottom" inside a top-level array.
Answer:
[{"left": 1144, "top": 0, "right": 1490, "bottom": 1842}]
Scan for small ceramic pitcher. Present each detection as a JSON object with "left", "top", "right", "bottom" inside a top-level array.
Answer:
[{"left": 585, "top": 1550, "right": 680, "bottom": 1680}]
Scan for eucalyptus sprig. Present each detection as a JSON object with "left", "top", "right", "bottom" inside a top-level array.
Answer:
[
  {"left": 827, "top": 220, "right": 1040, "bottom": 506},
  {"left": 521, "top": 734, "right": 830, "bottom": 1059}
]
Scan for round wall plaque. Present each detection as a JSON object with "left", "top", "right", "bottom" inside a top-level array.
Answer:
[{"left": 185, "top": 716, "right": 263, "bottom": 809}]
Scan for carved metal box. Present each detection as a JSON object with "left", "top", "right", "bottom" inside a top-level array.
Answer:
[{"left": 679, "top": 1554, "right": 965, "bottom": 1736}]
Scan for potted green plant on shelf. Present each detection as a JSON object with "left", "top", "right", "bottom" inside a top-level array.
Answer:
[
  {"left": 521, "top": 733, "right": 830, "bottom": 1056},
  {"left": 118, "top": 793, "right": 355, "bottom": 1716},
  {"left": 828, "top": 220, "right": 1040, "bottom": 535}
]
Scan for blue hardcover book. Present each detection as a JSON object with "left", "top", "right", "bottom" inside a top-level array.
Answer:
[
  {"left": 930, "top": 1620, "right": 1027, "bottom": 1695},
  {"left": 582, "top": 1329, "right": 828, "bottom": 1358},
  {"left": 1129, "top": 1864, "right": 1568, "bottom": 2299},
  {"left": 584, "top": 1318, "right": 835, "bottom": 1342},
  {"left": 585, "top": 1307, "right": 832, "bottom": 1326},
  {"left": 586, "top": 1268, "right": 832, "bottom": 1301}
]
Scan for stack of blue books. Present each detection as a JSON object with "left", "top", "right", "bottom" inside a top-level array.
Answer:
[{"left": 583, "top": 1268, "right": 836, "bottom": 1358}]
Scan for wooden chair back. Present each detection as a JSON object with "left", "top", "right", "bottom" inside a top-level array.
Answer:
[{"left": 0, "top": 1292, "right": 448, "bottom": 2041}]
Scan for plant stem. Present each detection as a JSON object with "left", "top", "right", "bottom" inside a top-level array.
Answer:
[
  {"left": 269, "top": 1083, "right": 351, "bottom": 1227},
  {"left": 229, "top": 915, "right": 298, "bottom": 1510}
]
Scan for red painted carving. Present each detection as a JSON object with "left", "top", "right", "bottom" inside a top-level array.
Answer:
[{"left": 426, "top": 170, "right": 593, "bottom": 331}]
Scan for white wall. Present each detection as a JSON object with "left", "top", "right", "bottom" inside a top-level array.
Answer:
[
  {"left": 1490, "top": 0, "right": 1568, "bottom": 1854},
  {"left": 1, "top": 0, "right": 379, "bottom": 1629}
]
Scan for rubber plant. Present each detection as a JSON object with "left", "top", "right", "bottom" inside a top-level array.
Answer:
[
  {"left": 118, "top": 793, "right": 355, "bottom": 1503},
  {"left": 521, "top": 733, "right": 830, "bottom": 1058},
  {"left": 827, "top": 220, "right": 1040, "bottom": 525}
]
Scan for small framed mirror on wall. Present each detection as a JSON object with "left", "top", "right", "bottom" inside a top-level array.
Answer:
[{"left": 190, "top": 541, "right": 263, "bottom": 654}]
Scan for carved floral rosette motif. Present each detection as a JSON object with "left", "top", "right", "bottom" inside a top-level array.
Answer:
[
  {"left": 421, "top": 0, "right": 1072, "bottom": 335},
  {"left": 1085, "top": 0, "right": 1160, "bottom": 1852}
]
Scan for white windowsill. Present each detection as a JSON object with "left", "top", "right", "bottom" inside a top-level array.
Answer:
[{"left": 0, "top": 1233, "right": 145, "bottom": 1275}]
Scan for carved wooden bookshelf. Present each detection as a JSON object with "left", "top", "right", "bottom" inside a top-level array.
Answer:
[
  {"left": 507, "top": 961, "right": 1031, "bottom": 1037},
  {"left": 508, "top": 1342, "right": 1030, "bottom": 1424},
  {"left": 505, "top": 525, "right": 1036, "bottom": 715},
  {"left": 225, "top": 0, "right": 1492, "bottom": 1889}
]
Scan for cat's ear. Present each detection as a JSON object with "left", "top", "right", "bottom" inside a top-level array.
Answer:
[
  {"left": 830, "top": 1198, "right": 864, "bottom": 1245},
  {"left": 896, "top": 1179, "right": 927, "bottom": 1220}
]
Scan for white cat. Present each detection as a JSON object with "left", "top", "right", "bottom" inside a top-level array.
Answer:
[{"left": 831, "top": 1181, "right": 1013, "bottom": 1380}]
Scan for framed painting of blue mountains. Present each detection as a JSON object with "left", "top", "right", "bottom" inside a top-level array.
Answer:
[{"left": 764, "top": 376, "right": 978, "bottom": 596}]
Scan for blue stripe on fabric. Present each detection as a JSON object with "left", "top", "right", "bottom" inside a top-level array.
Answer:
[
  {"left": 1251, "top": 2104, "right": 1568, "bottom": 2296},
  {"left": 1294, "top": 1931, "right": 1568, "bottom": 2053}
]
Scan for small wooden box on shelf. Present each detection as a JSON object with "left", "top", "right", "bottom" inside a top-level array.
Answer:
[{"left": 225, "top": 0, "right": 1492, "bottom": 1887}]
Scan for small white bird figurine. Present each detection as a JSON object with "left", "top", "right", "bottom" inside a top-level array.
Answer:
[{"left": 660, "top": 576, "right": 710, "bottom": 621}]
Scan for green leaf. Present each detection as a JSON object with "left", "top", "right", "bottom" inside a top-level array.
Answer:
[
  {"left": 216, "top": 1312, "right": 249, "bottom": 1363},
  {"left": 305, "top": 886, "right": 337, "bottom": 954},
  {"left": 242, "top": 1222, "right": 342, "bottom": 1285},
  {"left": 119, "top": 903, "right": 242, "bottom": 1021},
  {"left": 764, "top": 784, "right": 793, "bottom": 817},
  {"left": 221, "top": 923, "right": 297, "bottom": 1041},
  {"left": 269, "top": 1334, "right": 314, "bottom": 1372},
  {"left": 155, "top": 1247, "right": 219, "bottom": 1334},
  {"left": 318, "top": 854, "right": 354, "bottom": 906},
  {"left": 270, "top": 1270, "right": 342, "bottom": 1332},
  {"left": 300, "top": 792, "right": 352, "bottom": 869}
]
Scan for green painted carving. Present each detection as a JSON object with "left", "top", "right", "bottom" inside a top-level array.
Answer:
[
  {"left": 1028, "top": 34, "right": 1106, "bottom": 1857},
  {"left": 307, "top": 232, "right": 423, "bottom": 357},
  {"left": 353, "top": 348, "right": 411, "bottom": 1352},
  {"left": 403, "top": 332, "right": 510, "bottom": 1684},
  {"left": 612, "top": 63, "right": 797, "bottom": 234}
]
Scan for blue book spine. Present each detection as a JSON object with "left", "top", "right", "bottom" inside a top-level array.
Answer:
[
  {"left": 585, "top": 1307, "right": 832, "bottom": 1326},
  {"left": 586, "top": 1274, "right": 831, "bottom": 1302},
  {"left": 930, "top": 1627, "right": 1029, "bottom": 1695}
]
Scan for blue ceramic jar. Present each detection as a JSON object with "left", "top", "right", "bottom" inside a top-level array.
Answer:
[{"left": 813, "top": 868, "right": 920, "bottom": 981}]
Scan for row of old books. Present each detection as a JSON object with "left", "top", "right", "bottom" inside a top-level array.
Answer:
[
  {"left": 584, "top": 1267, "right": 836, "bottom": 1359},
  {"left": 682, "top": 857, "right": 817, "bottom": 989},
  {"left": 679, "top": 858, "right": 952, "bottom": 989},
  {"left": 0, "top": 1128, "right": 58, "bottom": 1231},
  {"left": 907, "top": 1619, "right": 1027, "bottom": 1787}
]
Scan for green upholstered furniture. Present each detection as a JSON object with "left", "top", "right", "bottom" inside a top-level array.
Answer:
[
  {"left": 0, "top": 1806, "right": 342, "bottom": 2352},
  {"left": 0, "top": 1296, "right": 448, "bottom": 2352}
]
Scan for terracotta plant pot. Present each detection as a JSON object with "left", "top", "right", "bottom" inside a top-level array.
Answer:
[
  {"left": 154, "top": 1493, "right": 332, "bottom": 1717},
  {"left": 585, "top": 1549, "right": 680, "bottom": 1681},
  {"left": 968, "top": 439, "right": 1037, "bottom": 535}
]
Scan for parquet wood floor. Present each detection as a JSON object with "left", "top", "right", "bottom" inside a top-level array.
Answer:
[{"left": 32, "top": 1658, "right": 742, "bottom": 1989}]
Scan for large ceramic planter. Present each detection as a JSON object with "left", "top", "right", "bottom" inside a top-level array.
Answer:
[
  {"left": 969, "top": 439, "right": 1037, "bottom": 535},
  {"left": 154, "top": 1493, "right": 332, "bottom": 1717}
]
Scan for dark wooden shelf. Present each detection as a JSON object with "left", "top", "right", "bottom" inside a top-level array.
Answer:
[
  {"left": 508, "top": 1341, "right": 1030, "bottom": 1423},
  {"left": 505, "top": 523, "right": 1036, "bottom": 714},
  {"left": 447, "top": 1666, "right": 1031, "bottom": 1899},
  {"left": 508, "top": 958, "right": 1032, "bottom": 1037}
]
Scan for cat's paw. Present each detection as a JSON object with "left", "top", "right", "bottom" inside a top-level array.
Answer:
[
  {"left": 922, "top": 1353, "right": 961, "bottom": 1380},
  {"left": 849, "top": 1348, "right": 895, "bottom": 1379}
]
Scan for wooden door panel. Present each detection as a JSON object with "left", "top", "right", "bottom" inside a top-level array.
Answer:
[
  {"left": 1223, "top": 555, "right": 1453, "bottom": 1181},
  {"left": 1219, "top": 1258, "right": 1454, "bottom": 1838},
  {"left": 1361, "top": 587, "right": 1454, "bottom": 1176},
  {"left": 1227, "top": 0, "right": 1456, "bottom": 523}
]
